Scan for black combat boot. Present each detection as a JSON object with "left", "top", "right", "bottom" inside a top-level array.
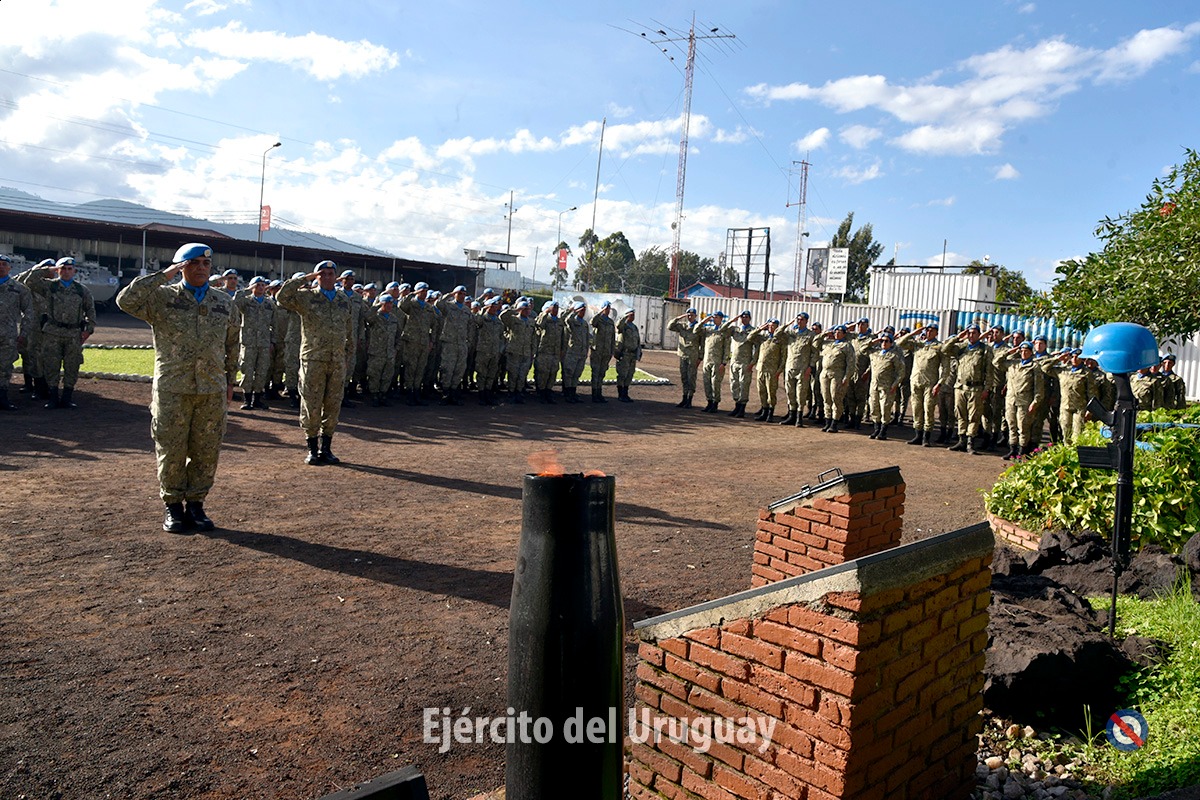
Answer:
[
  {"left": 828, "top": 419, "right": 840, "bottom": 433},
  {"left": 44, "top": 386, "right": 60, "bottom": 409},
  {"left": 676, "top": 395, "right": 688, "bottom": 408},
  {"left": 778, "top": 408, "right": 797, "bottom": 426},
  {"left": 305, "top": 437, "right": 323, "bottom": 465},
  {"left": 878, "top": 424, "right": 889, "bottom": 441},
  {"left": 33, "top": 377, "right": 49, "bottom": 401},
  {"left": 241, "top": 392, "right": 254, "bottom": 410},
  {"left": 753, "top": 406, "right": 768, "bottom": 421},
  {"left": 907, "top": 429, "right": 923, "bottom": 445},
  {"left": 821, "top": 418, "right": 832, "bottom": 432},
  {"left": 764, "top": 407, "right": 776, "bottom": 423},
  {"left": 513, "top": 391, "right": 525, "bottom": 404},
  {"left": 163, "top": 503, "right": 191, "bottom": 533},
  {"left": 288, "top": 389, "right": 301, "bottom": 409},
  {"left": 965, "top": 436, "right": 977, "bottom": 455},
  {"left": 936, "top": 424, "right": 949, "bottom": 444},
  {"left": 728, "top": 402, "right": 742, "bottom": 418},
  {"left": 1002, "top": 443, "right": 1019, "bottom": 461},
  {"left": 59, "top": 387, "right": 76, "bottom": 409},
  {"left": 320, "top": 434, "right": 340, "bottom": 465},
  {"left": 619, "top": 387, "right": 633, "bottom": 403},
  {"left": 923, "top": 430, "right": 934, "bottom": 447},
  {"left": 257, "top": 392, "right": 269, "bottom": 410},
  {"left": 869, "top": 422, "right": 880, "bottom": 439},
  {"left": 794, "top": 411, "right": 804, "bottom": 428},
  {"left": 948, "top": 435, "right": 967, "bottom": 452},
  {"left": 683, "top": 394, "right": 693, "bottom": 408},
  {"left": 592, "top": 387, "right": 605, "bottom": 403},
  {"left": 185, "top": 501, "right": 215, "bottom": 532}
]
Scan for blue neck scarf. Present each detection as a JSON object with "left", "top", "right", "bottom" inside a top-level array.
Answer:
[
  {"left": 320, "top": 288, "right": 338, "bottom": 302},
  {"left": 60, "top": 278, "right": 75, "bottom": 288},
  {"left": 0, "top": 275, "right": 9, "bottom": 285},
  {"left": 184, "top": 281, "right": 209, "bottom": 304},
  {"left": 254, "top": 296, "right": 264, "bottom": 303}
]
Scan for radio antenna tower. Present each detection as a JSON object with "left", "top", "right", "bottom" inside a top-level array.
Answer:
[
  {"left": 619, "top": 15, "right": 737, "bottom": 297},
  {"left": 787, "top": 159, "right": 810, "bottom": 294}
]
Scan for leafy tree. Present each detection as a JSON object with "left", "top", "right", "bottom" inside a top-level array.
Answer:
[
  {"left": 1034, "top": 148, "right": 1200, "bottom": 340},
  {"left": 630, "top": 247, "right": 725, "bottom": 296},
  {"left": 830, "top": 212, "right": 884, "bottom": 301},
  {"left": 963, "top": 260, "right": 1034, "bottom": 305},
  {"left": 573, "top": 229, "right": 635, "bottom": 291}
]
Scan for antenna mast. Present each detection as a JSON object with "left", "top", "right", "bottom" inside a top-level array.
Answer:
[{"left": 787, "top": 159, "right": 810, "bottom": 294}]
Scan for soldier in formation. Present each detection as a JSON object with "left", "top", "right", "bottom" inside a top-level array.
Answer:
[
  {"left": 667, "top": 308, "right": 701, "bottom": 408},
  {"left": 589, "top": 301, "right": 616, "bottom": 402},
  {"left": 748, "top": 318, "right": 785, "bottom": 422},
  {"left": 613, "top": 308, "right": 641, "bottom": 403},
  {"left": 0, "top": 254, "right": 33, "bottom": 410},
  {"left": 234, "top": 276, "right": 275, "bottom": 410},
  {"left": 25, "top": 256, "right": 96, "bottom": 409},
  {"left": 776, "top": 312, "right": 817, "bottom": 427}
]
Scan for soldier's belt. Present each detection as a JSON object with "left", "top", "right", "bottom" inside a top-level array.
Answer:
[{"left": 956, "top": 382, "right": 984, "bottom": 389}]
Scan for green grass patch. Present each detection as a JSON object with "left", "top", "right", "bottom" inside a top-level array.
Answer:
[{"left": 1072, "top": 582, "right": 1200, "bottom": 797}]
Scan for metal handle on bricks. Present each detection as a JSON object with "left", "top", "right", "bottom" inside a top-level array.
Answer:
[{"left": 507, "top": 473, "right": 624, "bottom": 800}]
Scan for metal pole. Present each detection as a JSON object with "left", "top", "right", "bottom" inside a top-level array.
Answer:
[
  {"left": 1109, "top": 373, "right": 1137, "bottom": 637},
  {"left": 592, "top": 118, "right": 605, "bottom": 235},
  {"left": 743, "top": 229, "right": 752, "bottom": 300},
  {"left": 506, "top": 190, "right": 515, "bottom": 255},
  {"left": 258, "top": 142, "right": 281, "bottom": 243}
]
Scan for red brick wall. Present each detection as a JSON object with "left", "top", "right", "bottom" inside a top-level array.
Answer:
[
  {"left": 986, "top": 511, "right": 1041, "bottom": 551},
  {"left": 629, "top": 531, "right": 992, "bottom": 800},
  {"left": 752, "top": 473, "right": 905, "bottom": 587}
]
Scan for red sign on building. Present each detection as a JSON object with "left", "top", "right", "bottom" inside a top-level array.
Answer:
[{"left": 259, "top": 205, "right": 272, "bottom": 233}]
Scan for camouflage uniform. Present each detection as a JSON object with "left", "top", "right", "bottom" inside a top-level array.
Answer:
[
  {"left": 817, "top": 335, "right": 856, "bottom": 431},
  {"left": 234, "top": 292, "right": 274, "bottom": 396},
  {"left": 116, "top": 272, "right": 232, "bottom": 503},
  {"left": 222, "top": 288, "right": 240, "bottom": 387},
  {"left": 533, "top": 309, "right": 565, "bottom": 395},
  {"left": 344, "top": 289, "right": 367, "bottom": 392},
  {"left": 473, "top": 309, "right": 505, "bottom": 401},
  {"left": 776, "top": 322, "right": 817, "bottom": 421},
  {"left": 0, "top": 273, "right": 33, "bottom": 405},
  {"left": 363, "top": 304, "right": 400, "bottom": 397},
  {"left": 399, "top": 294, "right": 437, "bottom": 395},
  {"left": 501, "top": 307, "right": 536, "bottom": 398},
  {"left": 1130, "top": 370, "right": 1161, "bottom": 413},
  {"left": 1044, "top": 359, "right": 1098, "bottom": 444},
  {"left": 936, "top": 354, "right": 958, "bottom": 442},
  {"left": 283, "top": 306, "right": 302, "bottom": 397},
  {"left": 999, "top": 350, "right": 1046, "bottom": 455},
  {"left": 895, "top": 329, "right": 945, "bottom": 441},
  {"left": 941, "top": 338, "right": 997, "bottom": 449},
  {"left": 277, "top": 277, "right": 353, "bottom": 438},
  {"left": 435, "top": 294, "right": 472, "bottom": 400},
  {"left": 15, "top": 268, "right": 44, "bottom": 388},
  {"left": 748, "top": 326, "right": 785, "bottom": 415},
  {"left": 613, "top": 315, "right": 641, "bottom": 400},
  {"left": 1160, "top": 368, "right": 1186, "bottom": 410},
  {"left": 26, "top": 265, "right": 96, "bottom": 393},
  {"left": 1091, "top": 365, "right": 1115, "bottom": 412},
  {"left": 270, "top": 299, "right": 290, "bottom": 391},
  {"left": 562, "top": 310, "right": 591, "bottom": 396},
  {"left": 865, "top": 343, "right": 905, "bottom": 434},
  {"left": 985, "top": 340, "right": 1010, "bottom": 445},
  {"left": 724, "top": 319, "right": 757, "bottom": 407},
  {"left": 696, "top": 318, "right": 732, "bottom": 408},
  {"left": 589, "top": 310, "right": 616, "bottom": 400},
  {"left": 848, "top": 331, "right": 873, "bottom": 425},
  {"left": 667, "top": 314, "right": 702, "bottom": 405}
]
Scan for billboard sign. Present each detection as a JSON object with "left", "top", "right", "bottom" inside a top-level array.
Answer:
[{"left": 826, "top": 247, "right": 850, "bottom": 294}]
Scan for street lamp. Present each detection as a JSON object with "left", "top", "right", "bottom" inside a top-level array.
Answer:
[
  {"left": 556, "top": 206, "right": 578, "bottom": 250},
  {"left": 257, "top": 141, "right": 282, "bottom": 242}
]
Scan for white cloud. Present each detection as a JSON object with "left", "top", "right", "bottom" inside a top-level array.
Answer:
[
  {"left": 840, "top": 125, "right": 882, "bottom": 149},
  {"left": 835, "top": 160, "right": 883, "bottom": 184},
  {"left": 926, "top": 196, "right": 956, "bottom": 207},
  {"left": 794, "top": 128, "right": 830, "bottom": 151},
  {"left": 714, "top": 127, "right": 752, "bottom": 144},
  {"left": 185, "top": 0, "right": 248, "bottom": 16},
  {"left": 745, "top": 25, "right": 1200, "bottom": 156},
  {"left": 187, "top": 22, "right": 400, "bottom": 81},
  {"left": 1018, "top": 3, "right": 1036, "bottom": 13},
  {"left": 925, "top": 251, "right": 966, "bottom": 267},
  {"left": 607, "top": 103, "right": 635, "bottom": 119},
  {"left": 995, "top": 163, "right": 1020, "bottom": 179}
]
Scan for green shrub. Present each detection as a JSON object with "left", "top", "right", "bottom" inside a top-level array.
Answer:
[{"left": 983, "top": 418, "right": 1200, "bottom": 551}]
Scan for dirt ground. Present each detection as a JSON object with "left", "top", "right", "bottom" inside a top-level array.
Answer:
[{"left": 1, "top": 314, "right": 1008, "bottom": 800}]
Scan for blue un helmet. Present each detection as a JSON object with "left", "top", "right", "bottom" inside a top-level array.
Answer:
[
  {"left": 56, "top": 256, "right": 77, "bottom": 269},
  {"left": 173, "top": 243, "right": 212, "bottom": 263},
  {"left": 1080, "top": 322, "right": 1159, "bottom": 374}
]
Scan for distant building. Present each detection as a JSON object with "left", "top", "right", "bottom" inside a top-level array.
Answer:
[{"left": 679, "top": 281, "right": 803, "bottom": 301}]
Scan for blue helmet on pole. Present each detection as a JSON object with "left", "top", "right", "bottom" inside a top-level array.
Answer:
[{"left": 1080, "top": 323, "right": 1159, "bottom": 374}]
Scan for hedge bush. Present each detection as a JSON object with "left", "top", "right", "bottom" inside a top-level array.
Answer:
[{"left": 983, "top": 405, "right": 1200, "bottom": 552}]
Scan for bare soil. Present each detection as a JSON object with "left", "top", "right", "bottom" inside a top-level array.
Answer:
[{"left": 1, "top": 313, "right": 1007, "bottom": 800}]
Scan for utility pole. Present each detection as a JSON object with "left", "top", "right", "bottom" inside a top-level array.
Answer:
[
  {"left": 504, "top": 191, "right": 518, "bottom": 255},
  {"left": 787, "top": 159, "right": 810, "bottom": 294},
  {"left": 622, "top": 16, "right": 737, "bottom": 299}
]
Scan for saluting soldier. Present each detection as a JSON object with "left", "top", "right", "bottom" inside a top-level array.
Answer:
[
  {"left": 267, "top": 280, "right": 288, "bottom": 398},
  {"left": 234, "top": 276, "right": 275, "bottom": 410},
  {"left": 941, "top": 324, "right": 996, "bottom": 454},
  {"left": 218, "top": 269, "right": 240, "bottom": 405},
  {"left": 998, "top": 340, "right": 1046, "bottom": 460},
  {"left": 817, "top": 324, "right": 855, "bottom": 433},
  {"left": 747, "top": 318, "right": 786, "bottom": 422},
  {"left": 1043, "top": 347, "right": 1098, "bottom": 444},
  {"left": 1130, "top": 365, "right": 1161, "bottom": 412},
  {"left": 589, "top": 301, "right": 616, "bottom": 403},
  {"left": 363, "top": 292, "right": 401, "bottom": 406},
  {"left": 501, "top": 299, "right": 536, "bottom": 403},
  {"left": 561, "top": 300, "right": 592, "bottom": 403},
  {"left": 473, "top": 298, "right": 505, "bottom": 405},
  {"left": 25, "top": 256, "right": 96, "bottom": 409},
  {"left": 776, "top": 312, "right": 817, "bottom": 427},
  {"left": 724, "top": 310, "right": 757, "bottom": 418},
  {"left": 613, "top": 308, "right": 641, "bottom": 403},
  {"left": 846, "top": 316, "right": 873, "bottom": 429},
  {"left": 936, "top": 349, "right": 958, "bottom": 444},
  {"left": 667, "top": 307, "right": 702, "bottom": 408},
  {"left": 116, "top": 243, "right": 232, "bottom": 533},
  {"left": 695, "top": 311, "right": 731, "bottom": 412},
  {"left": 1159, "top": 354, "right": 1187, "bottom": 410},
  {"left": 15, "top": 259, "right": 52, "bottom": 400},
  {"left": 533, "top": 300, "right": 565, "bottom": 403},
  {"left": 863, "top": 331, "right": 905, "bottom": 440},
  {"left": 281, "top": 272, "right": 305, "bottom": 408},
  {"left": 435, "top": 285, "right": 473, "bottom": 405},
  {"left": 0, "top": 254, "right": 33, "bottom": 410},
  {"left": 399, "top": 281, "right": 436, "bottom": 406},
  {"left": 895, "top": 323, "right": 945, "bottom": 447},
  {"left": 277, "top": 261, "right": 354, "bottom": 466},
  {"left": 338, "top": 269, "right": 367, "bottom": 405}
]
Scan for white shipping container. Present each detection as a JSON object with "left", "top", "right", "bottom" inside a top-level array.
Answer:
[{"left": 868, "top": 270, "right": 996, "bottom": 311}]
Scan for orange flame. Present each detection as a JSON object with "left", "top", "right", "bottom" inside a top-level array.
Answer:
[
  {"left": 528, "top": 449, "right": 565, "bottom": 477},
  {"left": 583, "top": 469, "right": 607, "bottom": 478}
]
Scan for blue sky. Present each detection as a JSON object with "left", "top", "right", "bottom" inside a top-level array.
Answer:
[{"left": 2, "top": 0, "right": 1198, "bottom": 291}]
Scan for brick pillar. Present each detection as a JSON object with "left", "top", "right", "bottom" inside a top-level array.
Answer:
[
  {"left": 753, "top": 467, "right": 905, "bottom": 587},
  {"left": 629, "top": 522, "right": 993, "bottom": 800}
]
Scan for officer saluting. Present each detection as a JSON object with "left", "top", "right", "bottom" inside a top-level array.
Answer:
[{"left": 117, "top": 243, "right": 233, "bottom": 533}]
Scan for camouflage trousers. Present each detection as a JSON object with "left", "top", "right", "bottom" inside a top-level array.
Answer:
[
  {"left": 615, "top": 352, "right": 637, "bottom": 389},
  {"left": 702, "top": 363, "right": 724, "bottom": 405},
  {"left": 239, "top": 343, "right": 271, "bottom": 394},
  {"left": 869, "top": 383, "right": 898, "bottom": 424},
  {"left": 1060, "top": 403, "right": 1087, "bottom": 444},
  {"left": 475, "top": 350, "right": 500, "bottom": 392},
  {"left": 954, "top": 387, "right": 987, "bottom": 437},
  {"left": 299, "top": 358, "right": 346, "bottom": 438},
  {"left": 1005, "top": 395, "right": 1039, "bottom": 448},
  {"left": 910, "top": 383, "right": 939, "bottom": 432},
  {"left": 439, "top": 342, "right": 468, "bottom": 391},
  {"left": 20, "top": 327, "right": 41, "bottom": 379},
  {"left": 365, "top": 352, "right": 396, "bottom": 396},
  {"left": 283, "top": 337, "right": 301, "bottom": 393},
  {"left": 507, "top": 355, "right": 532, "bottom": 394},
  {"left": 590, "top": 350, "right": 612, "bottom": 392},
  {"left": 40, "top": 332, "right": 83, "bottom": 388},
  {"left": 270, "top": 341, "right": 287, "bottom": 388},
  {"left": 847, "top": 373, "right": 869, "bottom": 418},
  {"left": 534, "top": 352, "right": 560, "bottom": 391},
  {"left": 783, "top": 364, "right": 812, "bottom": 412},
  {"left": 756, "top": 369, "right": 781, "bottom": 408},
  {"left": 401, "top": 339, "right": 429, "bottom": 391},
  {"left": 151, "top": 390, "right": 227, "bottom": 503},
  {"left": 820, "top": 371, "right": 847, "bottom": 419},
  {"left": 677, "top": 356, "right": 697, "bottom": 396},
  {"left": 562, "top": 352, "right": 587, "bottom": 389},
  {"left": 937, "top": 384, "right": 956, "bottom": 430},
  {"left": 1, "top": 341, "right": 16, "bottom": 396},
  {"left": 728, "top": 363, "right": 751, "bottom": 403},
  {"left": 224, "top": 330, "right": 239, "bottom": 384}
]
